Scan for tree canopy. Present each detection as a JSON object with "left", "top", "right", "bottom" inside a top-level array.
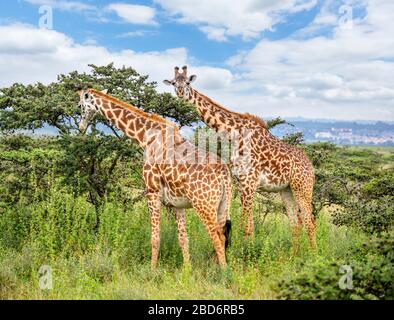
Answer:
[
  {"left": 0, "top": 63, "right": 199, "bottom": 134},
  {"left": 0, "top": 64, "right": 200, "bottom": 211}
]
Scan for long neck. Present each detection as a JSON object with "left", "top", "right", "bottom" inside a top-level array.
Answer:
[
  {"left": 187, "top": 87, "right": 249, "bottom": 134},
  {"left": 92, "top": 94, "right": 179, "bottom": 149}
]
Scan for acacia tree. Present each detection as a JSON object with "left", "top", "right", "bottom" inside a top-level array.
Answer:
[{"left": 0, "top": 64, "right": 199, "bottom": 215}]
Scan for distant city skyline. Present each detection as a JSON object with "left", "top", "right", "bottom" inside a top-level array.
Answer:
[
  {"left": 24, "top": 118, "right": 394, "bottom": 147},
  {"left": 1, "top": 0, "right": 394, "bottom": 121},
  {"left": 272, "top": 119, "right": 394, "bottom": 146}
]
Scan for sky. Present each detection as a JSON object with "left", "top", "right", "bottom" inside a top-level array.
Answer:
[{"left": 0, "top": 0, "right": 393, "bottom": 121}]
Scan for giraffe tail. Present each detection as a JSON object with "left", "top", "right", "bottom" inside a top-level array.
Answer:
[
  {"left": 218, "top": 176, "right": 232, "bottom": 249},
  {"left": 223, "top": 185, "right": 232, "bottom": 249},
  {"left": 224, "top": 219, "right": 232, "bottom": 248}
]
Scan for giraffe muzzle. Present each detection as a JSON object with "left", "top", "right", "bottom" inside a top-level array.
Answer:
[{"left": 79, "top": 123, "right": 87, "bottom": 133}]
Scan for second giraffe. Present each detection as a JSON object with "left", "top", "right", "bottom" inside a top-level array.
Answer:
[{"left": 164, "top": 66, "right": 317, "bottom": 253}]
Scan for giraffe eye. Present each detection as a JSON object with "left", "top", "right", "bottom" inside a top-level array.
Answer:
[{"left": 84, "top": 93, "right": 90, "bottom": 100}]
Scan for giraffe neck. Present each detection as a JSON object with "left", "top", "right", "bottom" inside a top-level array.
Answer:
[
  {"left": 187, "top": 87, "right": 267, "bottom": 136},
  {"left": 186, "top": 87, "right": 238, "bottom": 133},
  {"left": 90, "top": 91, "right": 181, "bottom": 149}
]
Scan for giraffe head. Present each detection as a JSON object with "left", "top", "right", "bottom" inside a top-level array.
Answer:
[
  {"left": 77, "top": 89, "right": 108, "bottom": 133},
  {"left": 163, "top": 66, "right": 197, "bottom": 99}
]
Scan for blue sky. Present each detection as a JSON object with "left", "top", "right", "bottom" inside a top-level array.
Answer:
[
  {"left": 0, "top": 0, "right": 393, "bottom": 121},
  {"left": 1, "top": 0, "right": 323, "bottom": 65}
]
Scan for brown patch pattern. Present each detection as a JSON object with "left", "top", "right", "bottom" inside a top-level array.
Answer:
[{"left": 82, "top": 89, "right": 233, "bottom": 269}]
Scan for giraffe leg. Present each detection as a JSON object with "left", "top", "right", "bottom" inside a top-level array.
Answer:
[
  {"left": 173, "top": 208, "right": 190, "bottom": 266},
  {"left": 241, "top": 193, "right": 254, "bottom": 238},
  {"left": 147, "top": 192, "right": 162, "bottom": 269},
  {"left": 207, "top": 224, "right": 227, "bottom": 267},
  {"left": 195, "top": 207, "right": 227, "bottom": 267},
  {"left": 217, "top": 181, "right": 232, "bottom": 249},
  {"left": 292, "top": 188, "right": 317, "bottom": 251},
  {"left": 236, "top": 172, "right": 259, "bottom": 238},
  {"left": 281, "top": 188, "right": 303, "bottom": 255},
  {"left": 239, "top": 178, "right": 258, "bottom": 238}
]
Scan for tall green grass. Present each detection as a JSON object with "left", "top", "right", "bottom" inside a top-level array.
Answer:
[{"left": 0, "top": 185, "right": 367, "bottom": 299}]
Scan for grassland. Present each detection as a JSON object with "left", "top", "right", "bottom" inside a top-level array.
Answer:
[
  {"left": 0, "top": 145, "right": 392, "bottom": 300},
  {"left": 0, "top": 191, "right": 365, "bottom": 300}
]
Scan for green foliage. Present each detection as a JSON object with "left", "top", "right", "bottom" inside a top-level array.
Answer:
[
  {"left": 302, "top": 143, "right": 393, "bottom": 217},
  {"left": 277, "top": 230, "right": 394, "bottom": 300},
  {"left": 362, "top": 174, "right": 394, "bottom": 199},
  {"left": 304, "top": 142, "right": 337, "bottom": 165},
  {"left": 282, "top": 131, "right": 304, "bottom": 145},
  {"left": 0, "top": 64, "right": 198, "bottom": 133},
  {"left": 0, "top": 135, "right": 62, "bottom": 206},
  {"left": 267, "top": 116, "right": 304, "bottom": 145},
  {"left": 332, "top": 195, "right": 394, "bottom": 234},
  {"left": 0, "top": 177, "right": 392, "bottom": 299},
  {"left": 0, "top": 64, "right": 392, "bottom": 300},
  {"left": 0, "top": 64, "right": 199, "bottom": 212},
  {"left": 266, "top": 117, "right": 288, "bottom": 129},
  {"left": 329, "top": 168, "right": 394, "bottom": 234}
]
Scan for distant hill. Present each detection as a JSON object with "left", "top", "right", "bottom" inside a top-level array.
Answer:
[
  {"left": 271, "top": 120, "right": 394, "bottom": 146},
  {"left": 17, "top": 118, "right": 394, "bottom": 147}
]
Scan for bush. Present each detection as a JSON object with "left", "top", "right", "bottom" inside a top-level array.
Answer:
[
  {"left": 361, "top": 174, "right": 394, "bottom": 200},
  {"left": 0, "top": 247, "right": 34, "bottom": 297},
  {"left": 332, "top": 196, "right": 394, "bottom": 234},
  {"left": 81, "top": 249, "right": 114, "bottom": 283},
  {"left": 277, "top": 230, "right": 394, "bottom": 300}
]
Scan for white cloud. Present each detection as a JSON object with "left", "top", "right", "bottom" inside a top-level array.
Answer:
[
  {"left": 106, "top": 3, "right": 157, "bottom": 25},
  {"left": 0, "top": 24, "right": 175, "bottom": 86},
  {"left": 2, "top": 0, "right": 394, "bottom": 122},
  {"left": 218, "top": 0, "right": 394, "bottom": 120},
  {"left": 24, "top": 0, "right": 95, "bottom": 12},
  {"left": 294, "top": 0, "right": 367, "bottom": 38},
  {"left": 116, "top": 30, "right": 157, "bottom": 38},
  {"left": 0, "top": 24, "right": 231, "bottom": 94},
  {"left": 186, "top": 67, "right": 233, "bottom": 90},
  {"left": 199, "top": 26, "right": 227, "bottom": 42},
  {"left": 155, "top": 0, "right": 317, "bottom": 41},
  {"left": 0, "top": 23, "right": 72, "bottom": 54},
  {"left": 24, "top": 1, "right": 158, "bottom": 26}
]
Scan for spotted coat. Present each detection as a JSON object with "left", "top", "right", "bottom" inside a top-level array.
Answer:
[
  {"left": 78, "top": 89, "right": 232, "bottom": 268},
  {"left": 164, "top": 67, "right": 316, "bottom": 252}
]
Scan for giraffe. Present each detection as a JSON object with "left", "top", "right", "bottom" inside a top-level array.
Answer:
[
  {"left": 164, "top": 66, "right": 316, "bottom": 252},
  {"left": 78, "top": 88, "right": 232, "bottom": 268}
]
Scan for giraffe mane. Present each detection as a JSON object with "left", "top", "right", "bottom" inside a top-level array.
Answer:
[
  {"left": 88, "top": 89, "right": 180, "bottom": 132},
  {"left": 196, "top": 90, "right": 268, "bottom": 129},
  {"left": 243, "top": 113, "right": 268, "bottom": 129}
]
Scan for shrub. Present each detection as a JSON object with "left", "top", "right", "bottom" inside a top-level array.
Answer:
[
  {"left": 277, "top": 230, "right": 394, "bottom": 300},
  {"left": 332, "top": 195, "right": 394, "bottom": 234},
  {"left": 81, "top": 249, "right": 114, "bottom": 283}
]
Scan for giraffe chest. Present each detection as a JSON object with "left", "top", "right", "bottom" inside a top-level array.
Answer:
[{"left": 161, "top": 186, "right": 192, "bottom": 209}]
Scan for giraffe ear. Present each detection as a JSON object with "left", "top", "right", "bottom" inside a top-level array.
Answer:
[
  {"left": 188, "top": 75, "right": 197, "bottom": 83},
  {"left": 101, "top": 89, "right": 108, "bottom": 94},
  {"left": 163, "top": 80, "right": 174, "bottom": 86}
]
